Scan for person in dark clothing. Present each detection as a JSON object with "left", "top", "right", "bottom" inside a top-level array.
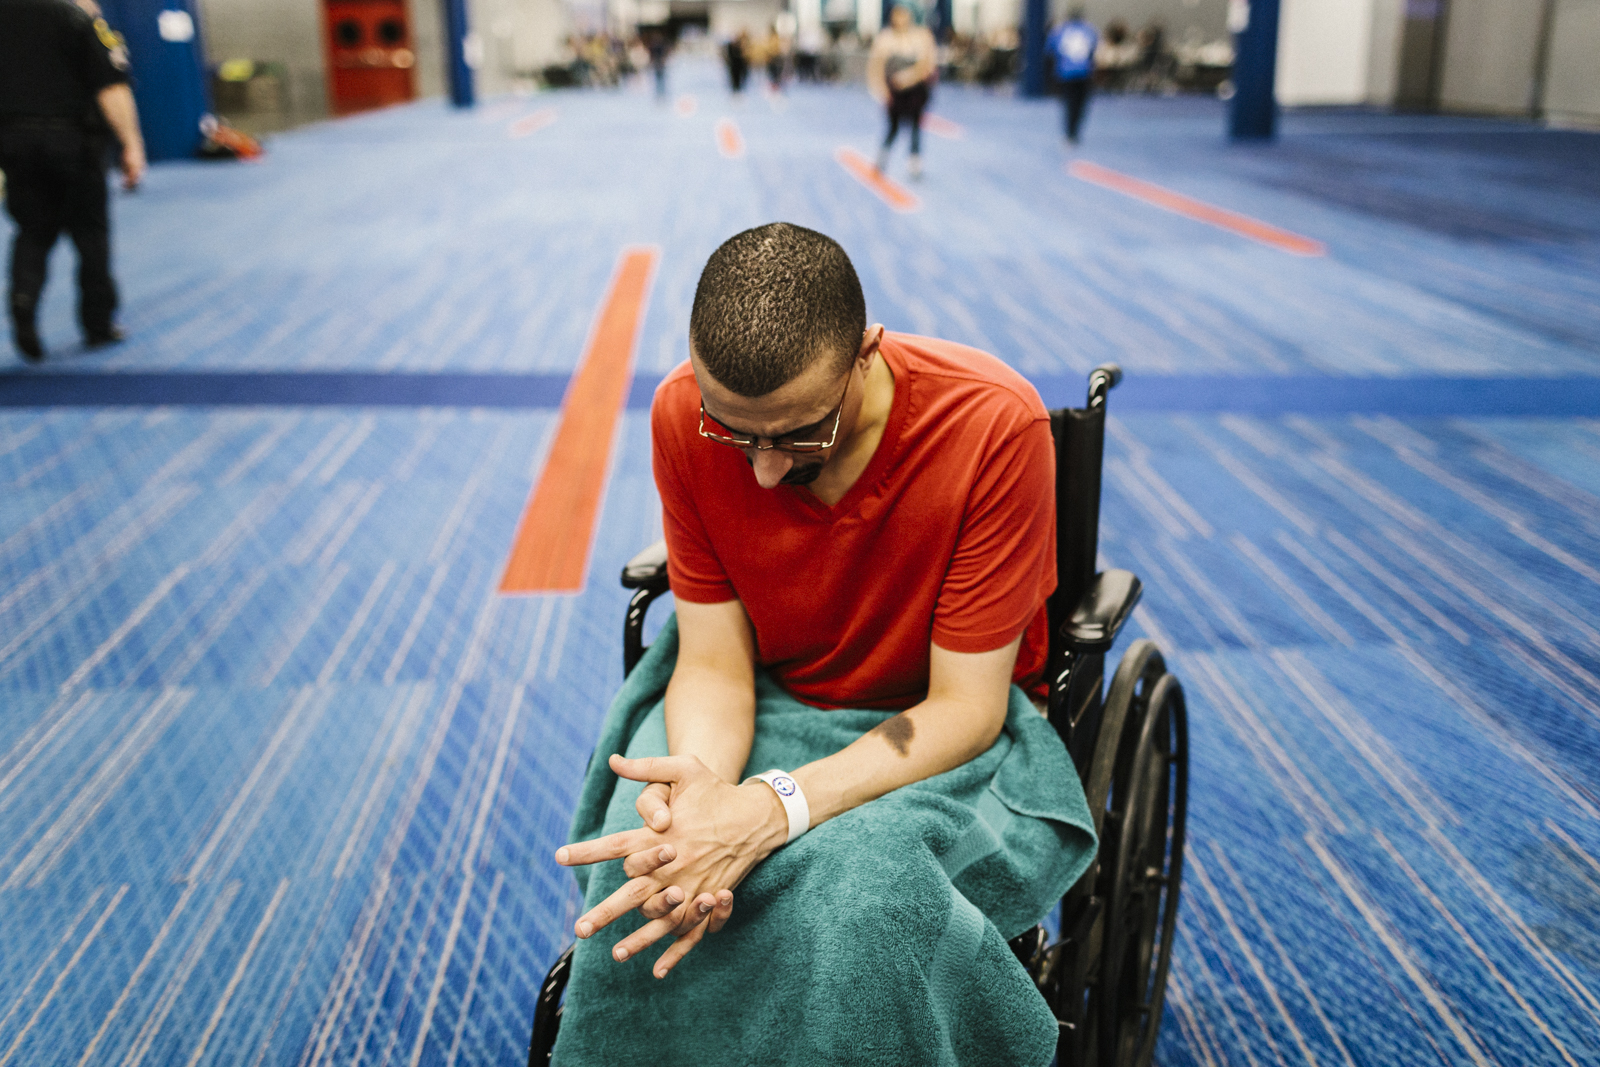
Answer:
[
  {"left": 1047, "top": 8, "right": 1098, "bottom": 144},
  {"left": 645, "top": 31, "right": 669, "bottom": 101},
  {"left": 0, "top": 0, "right": 144, "bottom": 363},
  {"left": 724, "top": 32, "right": 751, "bottom": 94}
]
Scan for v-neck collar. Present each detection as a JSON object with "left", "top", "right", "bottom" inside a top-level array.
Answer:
[{"left": 782, "top": 338, "right": 909, "bottom": 524}]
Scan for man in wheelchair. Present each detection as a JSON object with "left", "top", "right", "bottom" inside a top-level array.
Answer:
[{"left": 549, "top": 223, "right": 1100, "bottom": 1065}]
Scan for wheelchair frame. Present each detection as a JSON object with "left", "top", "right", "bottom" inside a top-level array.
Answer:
[{"left": 529, "top": 365, "right": 1188, "bottom": 1067}]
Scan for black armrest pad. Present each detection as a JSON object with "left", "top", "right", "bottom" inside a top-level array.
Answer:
[
  {"left": 621, "top": 539, "right": 670, "bottom": 590},
  {"left": 1062, "top": 570, "right": 1142, "bottom": 653}
]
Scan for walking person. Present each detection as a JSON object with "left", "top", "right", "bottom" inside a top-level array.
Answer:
[
  {"left": 868, "top": 4, "right": 936, "bottom": 180},
  {"left": 1048, "top": 8, "right": 1098, "bottom": 144},
  {"left": 0, "top": 0, "right": 145, "bottom": 363},
  {"left": 645, "top": 31, "right": 670, "bottom": 101},
  {"left": 724, "top": 31, "right": 751, "bottom": 95},
  {"left": 762, "top": 28, "right": 788, "bottom": 92}
]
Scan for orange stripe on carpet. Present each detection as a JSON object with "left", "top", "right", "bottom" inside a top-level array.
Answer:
[
  {"left": 1068, "top": 161, "right": 1327, "bottom": 257},
  {"left": 716, "top": 118, "right": 745, "bottom": 158},
  {"left": 923, "top": 113, "right": 965, "bottom": 139},
  {"left": 508, "top": 108, "right": 558, "bottom": 138},
  {"left": 675, "top": 94, "right": 698, "bottom": 116},
  {"left": 834, "top": 147, "right": 920, "bottom": 212},
  {"left": 499, "top": 247, "right": 659, "bottom": 594}
]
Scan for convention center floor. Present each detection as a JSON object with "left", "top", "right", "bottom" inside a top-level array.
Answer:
[{"left": 3, "top": 60, "right": 1599, "bottom": 1066}]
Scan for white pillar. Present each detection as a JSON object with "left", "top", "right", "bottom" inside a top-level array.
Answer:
[
  {"left": 858, "top": 0, "right": 881, "bottom": 39},
  {"left": 796, "top": 0, "right": 823, "bottom": 38}
]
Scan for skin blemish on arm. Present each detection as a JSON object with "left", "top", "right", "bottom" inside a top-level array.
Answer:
[{"left": 872, "top": 713, "right": 915, "bottom": 757}]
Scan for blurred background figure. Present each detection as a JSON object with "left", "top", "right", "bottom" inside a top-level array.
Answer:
[
  {"left": 1094, "top": 20, "right": 1137, "bottom": 91},
  {"left": 978, "top": 27, "right": 1018, "bottom": 90},
  {"left": 1048, "top": 6, "right": 1098, "bottom": 145},
  {"left": 724, "top": 30, "right": 751, "bottom": 95},
  {"left": 795, "top": 19, "right": 825, "bottom": 82},
  {"left": 644, "top": 29, "right": 669, "bottom": 101},
  {"left": 0, "top": 0, "right": 145, "bottom": 363},
  {"left": 868, "top": 3, "right": 936, "bottom": 179},
  {"left": 761, "top": 25, "right": 790, "bottom": 92},
  {"left": 1133, "top": 20, "right": 1171, "bottom": 93}
]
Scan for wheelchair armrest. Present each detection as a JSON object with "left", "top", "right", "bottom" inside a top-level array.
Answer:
[
  {"left": 621, "top": 539, "right": 670, "bottom": 591},
  {"left": 1061, "top": 570, "right": 1142, "bottom": 653}
]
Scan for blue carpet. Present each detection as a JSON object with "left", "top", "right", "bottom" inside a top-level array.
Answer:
[{"left": 2, "top": 60, "right": 1599, "bottom": 1067}]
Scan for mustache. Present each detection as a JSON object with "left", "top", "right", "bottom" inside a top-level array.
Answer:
[
  {"left": 744, "top": 454, "right": 825, "bottom": 485},
  {"left": 780, "top": 463, "right": 823, "bottom": 484}
]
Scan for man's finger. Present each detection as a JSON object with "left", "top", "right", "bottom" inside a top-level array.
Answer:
[
  {"left": 708, "top": 889, "right": 735, "bottom": 933},
  {"left": 573, "top": 877, "right": 657, "bottom": 939},
  {"left": 610, "top": 914, "right": 683, "bottom": 962},
  {"left": 608, "top": 752, "right": 698, "bottom": 785},
  {"left": 622, "top": 843, "right": 678, "bottom": 880},
  {"left": 653, "top": 920, "right": 709, "bottom": 979},
  {"left": 638, "top": 885, "right": 686, "bottom": 919},
  {"left": 634, "top": 783, "right": 672, "bottom": 833},
  {"left": 556, "top": 828, "right": 655, "bottom": 867},
  {"left": 672, "top": 892, "right": 718, "bottom": 935}
]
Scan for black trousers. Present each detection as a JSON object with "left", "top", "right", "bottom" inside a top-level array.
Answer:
[
  {"left": 0, "top": 124, "right": 118, "bottom": 336},
  {"left": 1059, "top": 78, "right": 1091, "bottom": 141},
  {"left": 726, "top": 53, "right": 748, "bottom": 92},
  {"left": 884, "top": 83, "right": 930, "bottom": 155}
]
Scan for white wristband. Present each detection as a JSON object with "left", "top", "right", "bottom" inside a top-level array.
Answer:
[{"left": 751, "top": 770, "right": 810, "bottom": 846}]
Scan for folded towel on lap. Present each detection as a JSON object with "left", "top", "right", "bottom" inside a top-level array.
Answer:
[{"left": 554, "top": 615, "right": 1098, "bottom": 1067}]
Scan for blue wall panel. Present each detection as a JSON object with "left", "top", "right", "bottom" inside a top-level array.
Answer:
[{"left": 99, "top": 0, "right": 211, "bottom": 160}]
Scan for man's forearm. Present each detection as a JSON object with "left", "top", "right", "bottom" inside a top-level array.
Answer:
[
  {"left": 663, "top": 662, "right": 757, "bottom": 783},
  {"left": 792, "top": 694, "right": 1003, "bottom": 826},
  {"left": 96, "top": 84, "right": 143, "bottom": 152},
  {"left": 787, "top": 636, "right": 1019, "bottom": 833}
]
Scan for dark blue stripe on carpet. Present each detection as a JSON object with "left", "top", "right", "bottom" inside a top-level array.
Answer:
[
  {"left": 1041, "top": 374, "right": 1600, "bottom": 416},
  {"left": 0, "top": 372, "right": 585, "bottom": 409},
  {"left": 5, "top": 372, "right": 1600, "bottom": 416}
]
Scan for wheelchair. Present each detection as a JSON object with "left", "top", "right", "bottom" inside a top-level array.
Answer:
[{"left": 528, "top": 364, "right": 1189, "bottom": 1067}]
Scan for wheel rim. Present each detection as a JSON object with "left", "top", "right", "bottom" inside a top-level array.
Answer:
[
  {"left": 1099, "top": 673, "right": 1188, "bottom": 1067},
  {"left": 1090, "top": 648, "right": 1163, "bottom": 1067}
]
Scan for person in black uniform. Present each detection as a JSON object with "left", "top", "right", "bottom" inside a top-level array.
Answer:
[{"left": 0, "top": 0, "right": 145, "bottom": 363}]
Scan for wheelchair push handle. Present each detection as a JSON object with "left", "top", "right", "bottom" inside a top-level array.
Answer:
[{"left": 1086, "top": 364, "right": 1123, "bottom": 410}]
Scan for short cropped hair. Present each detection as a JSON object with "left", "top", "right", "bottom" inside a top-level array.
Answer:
[{"left": 689, "top": 223, "right": 867, "bottom": 398}]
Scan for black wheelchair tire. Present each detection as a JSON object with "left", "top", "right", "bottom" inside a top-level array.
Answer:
[
  {"left": 1099, "top": 671, "right": 1188, "bottom": 1067},
  {"left": 1086, "top": 640, "right": 1167, "bottom": 833},
  {"left": 528, "top": 943, "right": 574, "bottom": 1067}
]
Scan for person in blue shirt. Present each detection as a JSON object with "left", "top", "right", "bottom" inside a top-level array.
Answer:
[{"left": 1046, "top": 8, "right": 1098, "bottom": 144}]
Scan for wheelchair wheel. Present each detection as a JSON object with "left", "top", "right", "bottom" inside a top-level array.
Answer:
[
  {"left": 528, "top": 943, "right": 574, "bottom": 1067},
  {"left": 1098, "top": 667, "right": 1188, "bottom": 1067}
]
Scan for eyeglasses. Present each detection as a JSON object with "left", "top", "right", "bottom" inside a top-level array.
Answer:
[{"left": 698, "top": 375, "right": 850, "bottom": 454}]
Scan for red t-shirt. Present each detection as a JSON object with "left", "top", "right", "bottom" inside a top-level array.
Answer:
[{"left": 652, "top": 332, "right": 1056, "bottom": 710}]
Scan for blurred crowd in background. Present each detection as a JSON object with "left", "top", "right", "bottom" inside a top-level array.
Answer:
[{"left": 527, "top": 14, "right": 1234, "bottom": 98}]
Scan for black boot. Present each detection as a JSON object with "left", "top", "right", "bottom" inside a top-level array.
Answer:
[
  {"left": 10, "top": 297, "right": 44, "bottom": 363},
  {"left": 84, "top": 325, "right": 125, "bottom": 349},
  {"left": 13, "top": 321, "right": 44, "bottom": 363}
]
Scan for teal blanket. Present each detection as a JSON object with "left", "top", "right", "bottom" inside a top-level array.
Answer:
[{"left": 553, "top": 616, "right": 1097, "bottom": 1067}]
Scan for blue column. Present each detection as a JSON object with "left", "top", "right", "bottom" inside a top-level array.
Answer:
[
  {"left": 1228, "top": 0, "right": 1280, "bottom": 140},
  {"left": 1019, "top": 0, "right": 1048, "bottom": 97},
  {"left": 98, "top": 0, "right": 211, "bottom": 160},
  {"left": 443, "top": 0, "right": 475, "bottom": 108}
]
